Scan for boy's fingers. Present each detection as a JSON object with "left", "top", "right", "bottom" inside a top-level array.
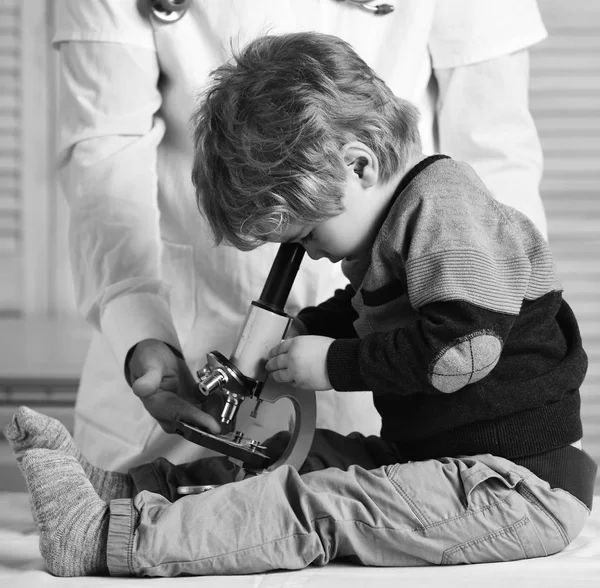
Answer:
[
  {"left": 268, "top": 338, "right": 292, "bottom": 358},
  {"left": 265, "top": 353, "right": 288, "bottom": 372},
  {"left": 269, "top": 368, "right": 293, "bottom": 384},
  {"left": 269, "top": 370, "right": 284, "bottom": 383}
]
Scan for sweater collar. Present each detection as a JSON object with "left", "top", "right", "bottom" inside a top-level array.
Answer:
[{"left": 389, "top": 154, "right": 451, "bottom": 206}]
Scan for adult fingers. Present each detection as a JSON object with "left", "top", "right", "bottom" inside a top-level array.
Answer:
[
  {"left": 131, "top": 367, "right": 163, "bottom": 399},
  {"left": 173, "top": 400, "right": 222, "bottom": 435},
  {"left": 143, "top": 390, "right": 221, "bottom": 435}
]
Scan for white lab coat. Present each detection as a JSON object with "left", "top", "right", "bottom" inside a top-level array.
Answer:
[{"left": 53, "top": 0, "right": 547, "bottom": 471}]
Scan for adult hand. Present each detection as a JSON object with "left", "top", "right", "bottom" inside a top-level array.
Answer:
[
  {"left": 127, "top": 338, "right": 222, "bottom": 435},
  {"left": 265, "top": 335, "right": 334, "bottom": 391}
]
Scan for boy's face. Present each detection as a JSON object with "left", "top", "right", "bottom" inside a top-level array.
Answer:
[
  {"left": 277, "top": 164, "right": 380, "bottom": 263},
  {"left": 278, "top": 218, "right": 356, "bottom": 263},
  {"left": 275, "top": 141, "right": 397, "bottom": 262}
]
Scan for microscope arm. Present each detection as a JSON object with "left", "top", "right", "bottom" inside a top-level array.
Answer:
[{"left": 259, "top": 382, "right": 316, "bottom": 472}]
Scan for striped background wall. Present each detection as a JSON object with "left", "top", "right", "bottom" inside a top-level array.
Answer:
[
  {"left": 0, "top": 0, "right": 21, "bottom": 310},
  {"left": 0, "top": 0, "right": 53, "bottom": 315},
  {"left": 530, "top": 0, "right": 600, "bottom": 487}
]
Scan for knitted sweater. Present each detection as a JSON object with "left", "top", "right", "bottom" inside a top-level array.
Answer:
[{"left": 298, "top": 155, "right": 588, "bottom": 464}]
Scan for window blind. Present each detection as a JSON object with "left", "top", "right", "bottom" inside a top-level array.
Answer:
[
  {"left": 0, "top": 0, "right": 21, "bottom": 311},
  {"left": 532, "top": 0, "right": 600, "bottom": 490}
]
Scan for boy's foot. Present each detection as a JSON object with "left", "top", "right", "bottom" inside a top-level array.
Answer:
[
  {"left": 5, "top": 406, "right": 132, "bottom": 500},
  {"left": 21, "top": 449, "right": 110, "bottom": 576}
]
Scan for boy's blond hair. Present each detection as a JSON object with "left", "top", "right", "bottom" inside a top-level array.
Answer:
[{"left": 192, "top": 32, "right": 421, "bottom": 250}]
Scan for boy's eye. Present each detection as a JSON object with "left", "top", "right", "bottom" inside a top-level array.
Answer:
[{"left": 300, "top": 231, "right": 314, "bottom": 245}]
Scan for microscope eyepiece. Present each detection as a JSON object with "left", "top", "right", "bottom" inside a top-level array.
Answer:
[{"left": 258, "top": 244, "right": 305, "bottom": 311}]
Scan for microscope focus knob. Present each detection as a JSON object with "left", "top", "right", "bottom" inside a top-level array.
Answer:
[{"left": 198, "top": 368, "right": 228, "bottom": 395}]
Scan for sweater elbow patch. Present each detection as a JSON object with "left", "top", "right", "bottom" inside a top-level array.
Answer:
[{"left": 429, "top": 330, "right": 502, "bottom": 393}]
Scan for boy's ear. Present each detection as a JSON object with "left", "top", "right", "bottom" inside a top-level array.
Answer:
[{"left": 342, "top": 142, "right": 378, "bottom": 187}]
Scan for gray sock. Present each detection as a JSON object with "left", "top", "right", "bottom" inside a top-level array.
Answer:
[
  {"left": 4, "top": 406, "right": 132, "bottom": 501},
  {"left": 22, "top": 448, "right": 109, "bottom": 577}
]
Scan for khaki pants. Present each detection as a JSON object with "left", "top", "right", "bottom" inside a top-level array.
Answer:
[{"left": 107, "top": 430, "right": 590, "bottom": 576}]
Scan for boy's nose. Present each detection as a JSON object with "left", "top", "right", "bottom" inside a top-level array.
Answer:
[{"left": 304, "top": 244, "right": 325, "bottom": 260}]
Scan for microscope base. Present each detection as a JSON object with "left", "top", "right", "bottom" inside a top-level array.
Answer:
[{"left": 175, "top": 421, "right": 271, "bottom": 471}]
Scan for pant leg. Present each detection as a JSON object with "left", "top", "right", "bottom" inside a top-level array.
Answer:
[
  {"left": 129, "top": 456, "right": 239, "bottom": 502},
  {"left": 128, "top": 428, "right": 400, "bottom": 502},
  {"left": 107, "top": 453, "right": 590, "bottom": 577},
  {"left": 274, "top": 428, "right": 402, "bottom": 473}
]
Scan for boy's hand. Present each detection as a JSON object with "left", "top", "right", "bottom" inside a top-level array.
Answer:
[
  {"left": 266, "top": 335, "right": 334, "bottom": 391},
  {"left": 285, "top": 317, "right": 309, "bottom": 339},
  {"left": 128, "top": 339, "right": 222, "bottom": 435}
]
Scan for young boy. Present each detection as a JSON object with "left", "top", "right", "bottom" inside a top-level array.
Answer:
[{"left": 7, "top": 32, "right": 596, "bottom": 577}]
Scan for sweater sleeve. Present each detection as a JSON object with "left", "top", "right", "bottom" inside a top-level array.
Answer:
[
  {"left": 327, "top": 161, "right": 562, "bottom": 395},
  {"left": 327, "top": 299, "right": 515, "bottom": 394},
  {"left": 53, "top": 0, "right": 182, "bottom": 370},
  {"left": 296, "top": 284, "right": 359, "bottom": 339}
]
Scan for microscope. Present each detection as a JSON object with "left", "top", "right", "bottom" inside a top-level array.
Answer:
[{"left": 175, "top": 243, "right": 316, "bottom": 491}]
